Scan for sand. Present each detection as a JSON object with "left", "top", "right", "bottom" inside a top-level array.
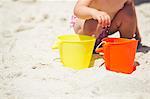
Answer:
[{"left": 0, "top": 0, "right": 150, "bottom": 99}]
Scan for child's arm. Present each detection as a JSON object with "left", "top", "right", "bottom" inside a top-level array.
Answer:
[
  {"left": 74, "top": 0, "right": 111, "bottom": 28},
  {"left": 74, "top": 0, "right": 96, "bottom": 19}
]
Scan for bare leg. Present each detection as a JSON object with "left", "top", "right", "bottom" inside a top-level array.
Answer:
[
  {"left": 74, "top": 18, "right": 101, "bottom": 38},
  {"left": 109, "top": 1, "right": 141, "bottom": 41},
  {"left": 73, "top": 1, "right": 141, "bottom": 41},
  {"left": 73, "top": 19, "right": 85, "bottom": 34}
]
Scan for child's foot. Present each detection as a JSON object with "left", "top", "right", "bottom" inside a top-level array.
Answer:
[
  {"left": 134, "top": 32, "right": 142, "bottom": 51},
  {"left": 134, "top": 32, "right": 141, "bottom": 43}
]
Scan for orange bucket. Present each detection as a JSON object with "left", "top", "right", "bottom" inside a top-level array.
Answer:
[{"left": 96, "top": 38, "right": 138, "bottom": 74}]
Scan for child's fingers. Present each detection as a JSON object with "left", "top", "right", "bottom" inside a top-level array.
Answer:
[
  {"left": 96, "top": 21, "right": 101, "bottom": 35},
  {"left": 103, "top": 15, "right": 111, "bottom": 28},
  {"left": 103, "top": 15, "right": 108, "bottom": 28},
  {"left": 100, "top": 15, "right": 105, "bottom": 28},
  {"left": 97, "top": 15, "right": 110, "bottom": 28},
  {"left": 107, "top": 15, "right": 111, "bottom": 27},
  {"left": 97, "top": 16, "right": 102, "bottom": 25},
  {"left": 97, "top": 16, "right": 104, "bottom": 27}
]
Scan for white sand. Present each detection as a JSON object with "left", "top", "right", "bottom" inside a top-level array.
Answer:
[{"left": 0, "top": 0, "right": 150, "bottom": 99}]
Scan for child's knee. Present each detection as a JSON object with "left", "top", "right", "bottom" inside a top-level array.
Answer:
[
  {"left": 120, "top": 3, "right": 136, "bottom": 26},
  {"left": 83, "top": 19, "right": 98, "bottom": 36},
  {"left": 73, "top": 19, "right": 84, "bottom": 34},
  {"left": 124, "top": 13, "right": 135, "bottom": 25},
  {"left": 73, "top": 25, "right": 81, "bottom": 34},
  {"left": 123, "top": 2, "right": 136, "bottom": 20}
]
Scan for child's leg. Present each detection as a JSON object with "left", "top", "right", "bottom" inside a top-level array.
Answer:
[
  {"left": 109, "top": 1, "right": 141, "bottom": 41},
  {"left": 73, "top": 19, "right": 85, "bottom": 35},
  {"left": 74, "top": 18, "right": 102, "bottom": 38},
  {"left": 74, "top": 19, "right": 107, "bottom": 53},
  {"left": 73, "top": 1, "right": 141, "bottom": 41}
]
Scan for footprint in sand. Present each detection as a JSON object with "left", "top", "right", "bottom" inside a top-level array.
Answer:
[
  {"left": 140, "top": 9, "right": 150, "bottom": 18},
  {"left": 0, "top": 2, "right": 3, "bottom": 8},
  {"left": 15, "top": 24, "right": 34, "bottom": 32},
  {"left": 60, "top": 17, "right": 67, "bottom": 22},
  {"left": 13, "top": 0, "right": 37, "bottom": 3},
  {"left": 1, "top": 30, "right": 14, "bottom": 38},
  {"left": 35, "top": 14, "right": 49, "bottom": 22},
  {"left": 24, "top": 16, "right": 36, "bottom": 23}
]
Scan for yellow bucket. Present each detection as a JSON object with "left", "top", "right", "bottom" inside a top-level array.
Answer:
[{"left": 52, "top": 34, "right": 96, "bottom": 70}]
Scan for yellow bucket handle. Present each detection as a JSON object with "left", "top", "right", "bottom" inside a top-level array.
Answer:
[{"left": 52, "top": 40, "right": 61, "bottom": 50}]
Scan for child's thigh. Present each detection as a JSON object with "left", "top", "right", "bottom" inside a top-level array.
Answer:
[
  {"left": 74, "top": 19, "right": 99, "bottom": 36},
  {"left": 83, "top": 19, "right": 99, "bottom": 36},
  {"left": 109, "top": 2, "right": 136, "bottom": 35}
]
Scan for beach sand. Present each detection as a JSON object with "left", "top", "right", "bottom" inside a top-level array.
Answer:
[{"left": 0, "top": 0, "right": 150, "bottom": 99}]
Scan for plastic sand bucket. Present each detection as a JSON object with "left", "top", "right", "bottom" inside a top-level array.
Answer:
[
  {"left": 96, "top": 38, "right": 138, "bottom": 74},
  {"left": 52, "top": 34, "right": 96, "bottom": 70}
]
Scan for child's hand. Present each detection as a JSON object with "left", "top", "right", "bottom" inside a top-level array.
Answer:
[{"left": 91, "top": 10, "right": 111, "bottom": 28}]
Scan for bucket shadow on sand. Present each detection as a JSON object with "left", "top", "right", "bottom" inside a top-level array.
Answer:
[
  {"left": 89, "top": 54, "right": 104, "bottom": 68},
  {"left": 137, "top": 43, "right": 150, "bottom": 54},
  {"left": 90, "top": 54, "right": 141, "bottom": 69}
]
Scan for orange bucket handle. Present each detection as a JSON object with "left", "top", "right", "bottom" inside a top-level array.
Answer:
[{"left": 95, "top": 41, "right": 106, "bottom": 53}]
